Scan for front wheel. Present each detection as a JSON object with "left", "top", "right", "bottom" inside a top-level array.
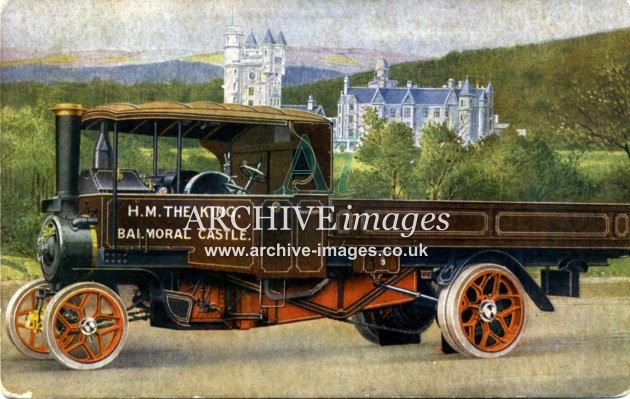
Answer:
[
  {"left": 5, "top": 278, "right": 51, "bottom": 359},
  {"left": 43, "top": 282, "right": 128, "bottom": 370},
  {"left": 437, "top": 263, "right": 527, "bottom": 358}
]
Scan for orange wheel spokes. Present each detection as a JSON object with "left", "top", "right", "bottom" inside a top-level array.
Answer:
[
  {"left": 53, "top": 288, "right": 126, "bottom": 364},
  {"left": 458, "top": 269, "right": 525, "bottom": 353}
]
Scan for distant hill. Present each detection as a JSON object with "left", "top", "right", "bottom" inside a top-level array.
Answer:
[
  {"left": 0, "top": 60, "right": 222, "bottom": 84},
  {"left": 0, "top": 59, "right": 344, "bottom": 86},
  {"left": 0, "top": 45, "right": 417, "bottom": 86},
  {"left": 285, "top": 29, "right": 629, "bottom": 135},
  {"left": 2, "top": 29, "right": 626, "bottom": 136}
]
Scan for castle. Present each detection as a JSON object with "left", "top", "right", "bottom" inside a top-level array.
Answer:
[
  {"left": 223, "top": 25, "right": 500, "bottom": 151},
  {"left": 223, "top": 24, "right": 287, "bottom": 107},
  {"left": 335, "top": 58, "right": 496, "bottom": 150}
]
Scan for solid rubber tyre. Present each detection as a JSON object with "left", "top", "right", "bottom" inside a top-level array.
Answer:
[
  {"left": 437, "top": 263, "right": 527, "bottom": 358},
  {"left": 43, "top": 281, "right": 128, "bottom": 370},
  {"left": 5, "top": 278, "right": 50, "bottom": 359}
]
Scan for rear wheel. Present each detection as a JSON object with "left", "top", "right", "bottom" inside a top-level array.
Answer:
[
  {"left": 437, "top": 263, "right": 526, "bottom": 358},
  {"left": 43, "top": 282, "right": 128, "bottom": 370},
  {"left": 352, "top": 280, "right": 436, "bottom": 345},
  {"left": 5, "top": 278, "right": 50, "bottom": 359}
]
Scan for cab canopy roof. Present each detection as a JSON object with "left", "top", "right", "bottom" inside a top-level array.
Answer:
[{"left": 81, "top": 101, "right": 330, "bottom": 140}]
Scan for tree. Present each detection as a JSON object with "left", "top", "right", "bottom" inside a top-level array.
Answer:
[
  {"left": 415, "top": 122, "right": 468, "bottom": 200},
  {"left": 558, "top": 58, "right": 629, "bottom": 160},
  {"left": 1, "top": 103, "right": 56, "bottom": 254},
  {"left": 463, "top": 132, "right": 592, "bottom": 202},
  {"left": 351, "top": 109, "right": 417, "bottom": 199}
]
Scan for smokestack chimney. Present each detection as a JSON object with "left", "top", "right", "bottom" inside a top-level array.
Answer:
[{"left": 51, "top": 104, "right": 85, "bottom": 198}]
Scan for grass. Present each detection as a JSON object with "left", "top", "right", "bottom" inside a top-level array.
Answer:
[
  {"left": 559, "top": 150, "right": 628, "bottom": 180},
  {"left": 583, "top": 257, "right": 630, "bottom": 277},
  {"left": 1, "top": 254, "right": 42, "bottom": 281}
]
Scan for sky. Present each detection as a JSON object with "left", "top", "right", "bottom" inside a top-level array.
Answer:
[{"left": 1, "top": 0, "right": 629, "bottom": 59}]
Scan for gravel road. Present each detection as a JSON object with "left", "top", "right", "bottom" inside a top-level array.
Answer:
[{"left": 1, "top": 278, "right": 629, "bottom": 398}]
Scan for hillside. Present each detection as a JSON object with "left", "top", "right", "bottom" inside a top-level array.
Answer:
[
  {"left": 284, "top": 28, "right": 630, "bottom": 135},
  {"left": 1, "top": 29, "right": 627, "bottom": 136}
]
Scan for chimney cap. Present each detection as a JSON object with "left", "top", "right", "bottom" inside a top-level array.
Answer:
[{"left": 51, "top": 103, "right": 86, "bottom": 117}]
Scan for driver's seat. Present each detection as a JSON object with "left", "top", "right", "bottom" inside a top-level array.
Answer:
[{"left": 183, "top": 171, "right": 241, "bottom": 194}]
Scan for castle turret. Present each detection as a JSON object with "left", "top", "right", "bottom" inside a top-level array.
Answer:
[
  {"left": 368, "top": 57, "right": 398, "bottom": 89},
  {"left": 223, "top": 24, "right": 244, "bottom": 104},
  {"left": 457, "top": 76, "right": 475, "bottom": 141},
  {"left": 477, "top": 90, "right": 488, "bottom": 139}
]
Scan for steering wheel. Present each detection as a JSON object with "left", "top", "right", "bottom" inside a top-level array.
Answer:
[
  {"left": 240, "top": 163, "right": 267, "bottom": 183},
  {"left": 223, "top": 182, "right": 246, "bottom": 194}
]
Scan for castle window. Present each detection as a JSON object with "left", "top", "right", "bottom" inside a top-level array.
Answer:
[
  {"left": 434, "top": 108, "right": 440, "bottom": 118},
  {"left": 248, "top": 70, "right": 256, "bottom": 80},
  {"left": 248, "top": 87, "right": 255, "bottom": 96},
  {"left": 403, "top": 107, "right": 411, "bottom": 118},
  {"left": 423, "top": 107, "right": 429, "bottom": 117}
]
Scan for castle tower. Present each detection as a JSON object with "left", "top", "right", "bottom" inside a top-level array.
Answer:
[
  {"left": 223, "top": 25, "right": 286, "bottom": 108},
  {"left": 477, "top": 90, "right": 488, "bottom": 140},
  {"left": 457, "top": 76, "right": 475, "bottom": 141},
  {"left": 485, "top": 82, "right": 494, "bottom": 134},
  {"left": 368, "top": 57, "right": 398, "bottom": 89},
  {"left": 223, "top": 24, "right": 243, "bottom": 104}
]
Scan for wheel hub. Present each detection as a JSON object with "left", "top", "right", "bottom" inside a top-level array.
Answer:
[
  {"left": 479, "top": 299, "right": 497, "bottom": 322},
  {"left": 26, "top": 309, "right": 44, "bottom": 331},
  {"left": 79, "top": 317, "right": 98, "bottom": 336}
]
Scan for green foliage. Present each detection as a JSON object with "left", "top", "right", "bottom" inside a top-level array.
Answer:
[
  {"left": 0, "top": 79, "right": 224, "bottom": 109},
  {"left": 414, "top": 123, "right": 469, "bottom": 200},
  {"left": 0, "top": 78, "right": 222, "bottom": 255},
  {"left": 1, "top": 103, "right": 56, "bottom": 255},
  {"left": 348, "top": 121, "right": 594, "bottom": 202},
  {"left": 350, "top": 110, "right": 417, "bottom": 199},
  {"left": 282, "top": 77, "right": 345, "bottom": 117},
  {"left": 557, "top": 58, "right": 629, "bottom": 159},
  {"left": 463, "top": 133, "right": 593, "bottom": 202}
]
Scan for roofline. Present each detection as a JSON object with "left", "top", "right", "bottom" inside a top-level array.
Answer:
[{"left": 81, "top": 101, "right": 330, "bottom": 127}]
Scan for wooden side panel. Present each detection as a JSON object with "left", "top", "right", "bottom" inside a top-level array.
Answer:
[{"left": 329, "top": 199, "right": 630, "bottom": 249}]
